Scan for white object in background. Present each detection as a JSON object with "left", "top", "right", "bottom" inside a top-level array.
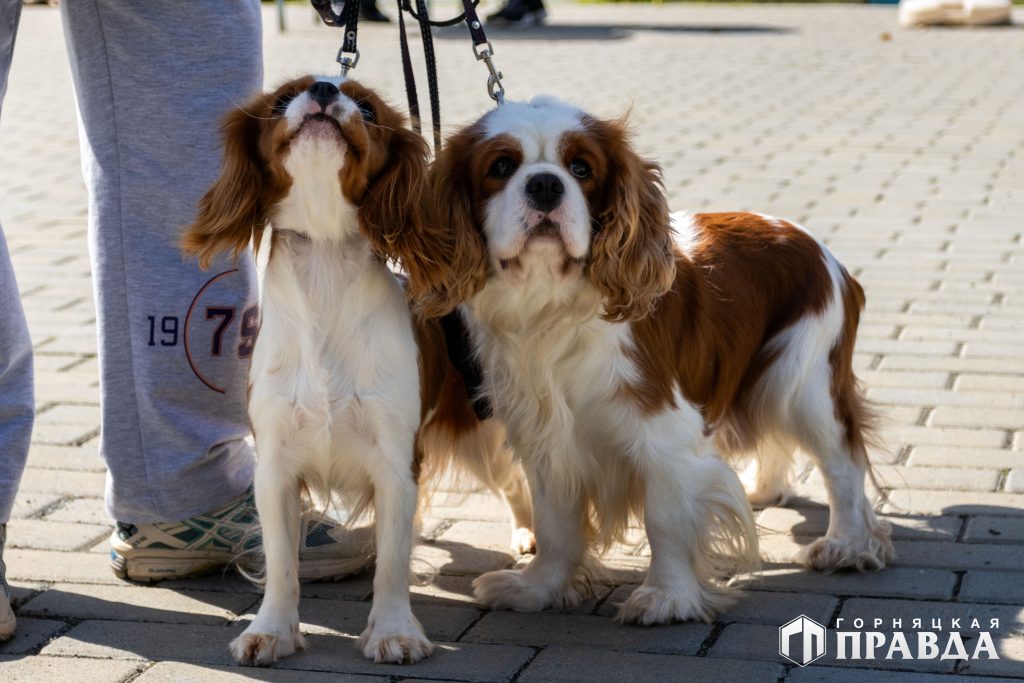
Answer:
[{"left": 899, "top": 0, "right": 1012, "bottom": 26}]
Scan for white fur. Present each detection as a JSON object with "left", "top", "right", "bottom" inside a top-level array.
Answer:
[
  {"left": 670, "top": 211, "right": 703, "bottom": 258},
  {"left": 231, "top": 81, "right": 430, "bottom": 666}
]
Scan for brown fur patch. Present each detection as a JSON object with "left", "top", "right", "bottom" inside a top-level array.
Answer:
[{"left": 626, "top": 213, "right": 835, "bottom": 428}]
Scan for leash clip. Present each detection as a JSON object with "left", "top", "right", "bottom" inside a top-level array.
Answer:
[
  {"left": 473, "top": 41, "right": 505, "bottom": 105},
  {"left": 336, "top": 46, "right": 360, "bottom": 76}
]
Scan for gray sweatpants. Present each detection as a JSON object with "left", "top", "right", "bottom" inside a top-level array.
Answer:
[
  {"left": 0, "top": 0, "right": 32, "bottom": 524},
  {"left": 0, "top": 0, "right": 264, "bottom": 523}
]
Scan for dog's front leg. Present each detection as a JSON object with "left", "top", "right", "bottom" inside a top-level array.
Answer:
[
  {"left": 474, "top": 470, "right": 596, "bottom": 611},
  {"left": 618, "top": 445, "right": 759, "bottom": 625},
  {"left": 230, "top": 449, "right": 305, "bottom": 666},
  {"left": 357, "top": 430, "right": 432, "bottom": 664}
]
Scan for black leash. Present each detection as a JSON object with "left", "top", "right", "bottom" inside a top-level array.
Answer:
[
  {"left": 311, "top": 0, "right": 361, "bottom": 75},
  {"left": 395, "top": 0, "right": 506, "bottom": 153},
  {"left": 310, "top": 0, "right": 507, "bottom": 151}
]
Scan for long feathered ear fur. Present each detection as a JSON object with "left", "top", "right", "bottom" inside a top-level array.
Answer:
[
  {"left": 182, "top": 105, "right": 268, "bottom": 270},
  {"left": 358, "top": 124, "right": 430, "bottom": 268},
  {"left": 587, "top": 117, "right": 676, "bottom": 323},
  {"left": 399, "top": 125, "right": 489, "bottom": 320}
]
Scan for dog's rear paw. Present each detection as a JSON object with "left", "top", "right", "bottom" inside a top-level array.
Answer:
[
  {"left": 510, "top": 527, "right": 536, "bottom": 555},
  {"left": 230, "top": 625, "right": 306, "bottom": 666},
  {"left": 473, "top": 568, "right": 589, "bottom": 612},
  {"left": 798, "top": 525, "right": 893, "bottom": 573},
  {"left": 358, "top": 617, "right": 433, "bottom": 663},
  {"left": 616, "top": 584, "right": 729, "bottom": 625}
]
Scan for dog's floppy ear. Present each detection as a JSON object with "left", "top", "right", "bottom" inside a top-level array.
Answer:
[
  {"left": 182, "top": 104, "right": 270, "bottom": 269},
  {"left": 358, "top": 124, "right": 430, "bottom": 263},
  {"left": 387, "top": 124, "right": 488, "bottom": 319},
  {"left": 586, "top": 116, "right": 676, "bottom": 322}
]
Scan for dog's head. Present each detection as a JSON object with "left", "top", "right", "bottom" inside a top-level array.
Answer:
[
  {"left": 182, "top": 76, "right": 428, "bottom": 267},
  {"left": 400, "top": 96, "right": 675, "bottom": 322}
]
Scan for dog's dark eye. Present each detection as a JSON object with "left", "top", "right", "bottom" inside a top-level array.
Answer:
[
  {"left": 272, "top": 93, "right": 294, "bottom": 116},
  {"left": 489, "top": 156, "right": 517, "bottom": 179},
  {"left": 356, "top": 100, "right": 375, "bottom": 123},
  {"left": 569, "top": 158, "right": 591, "bottom": 180}
]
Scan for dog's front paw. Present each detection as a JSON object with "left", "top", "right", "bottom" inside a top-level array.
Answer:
[
  {"left": 510, "top": 527, "right": 536, "bottom": 555},
  {"left": 798, "top": 525, "right": 893, "bottom": 573},
  {"left": 358, "top": 613, "right": 433, "bottom": 664},
  {"left": 616, "top": 584, "right": 728, "bottom": 625},
  {"left": 473, "top": 568, "right": 589, "bottom": 612},
  {"left": 230, "top": 623, "right": 306, "bottom": 666}
]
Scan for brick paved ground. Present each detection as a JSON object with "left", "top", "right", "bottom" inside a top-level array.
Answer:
[{"left": 1, "top": 3, "right": 1023, "bottom": 681}]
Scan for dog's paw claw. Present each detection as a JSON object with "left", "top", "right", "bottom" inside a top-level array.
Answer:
[{"left": 230, "top": 627, "right": 306, "bottom": 666}]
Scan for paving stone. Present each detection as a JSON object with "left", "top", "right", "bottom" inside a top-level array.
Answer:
[
  {"left": 6, "top": 518, "right": 110, "bottom": 551},
  {"left": 517, "top": 646, "right": 783, "bottom": 683},
  {"left": 785, "top": 666, "right": 1018, "bottom": 682},
  {"left": 42, "top": 497, "right": 110, "bottom": 526},
  {"left": 890, "top": 541, "right": 1024, "bottom": 572},
  {"left": 135, "top": 662, "right": 382, "bottom": 683},
  {"left": 20, "top": 583, "right": 257, "bottom": 625},
  {"left": 25, "top": 445, "right": 105, "bottom": 472},
  {"left": 41, "top": 620, "right": 243, "bottom": 664},
  {"left": 739, "top": 567, "right": 958, "bottom": 601},
  {"left": 883, "top": 490, "right": 1024, "bottom": 517},
  {"left": 9, "top": 491, "right": 63, "bottom": 519},
  {"left": 275, "top": 636, "right": 534, "bottom": 681},
  {"left": 930, "top": 407, "right": 1024, "bottom": 431},
  {"left": 5, "top": 549, "right": 126, "bottom": 585},
  {"left": 240, "top": 597, "right": 481, "bottom": 643},
  {"left": 16, "top": 469, "right": 105, "bottom": 497},
  {"left": 907, "top": 447, "right": 1023, "bottom": 470},
  {"left": 959, "top": 571, "right": 1024, "bottom": 606},
  {"left": 756, "top": 507, "right": 961, "bottom": 542},
  {"left": 0, "top": 618, "right": 66, "bottom": 655},
  {"left": 0, "top": 656, "right": 143, "bottom": 683},
  {"left": 463, "top": 610, "right": 709, "bottom": 656},
  {"left": 964, "top": 516, "right": 1024, "bottom": 544}
]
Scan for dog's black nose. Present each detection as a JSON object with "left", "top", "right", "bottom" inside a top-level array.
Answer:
[
  {"left": 308, "top": 81, "right": 340, "bottom": 109},
  {"left": 525, "top": 173, "right": 565, "bottom": 213}
]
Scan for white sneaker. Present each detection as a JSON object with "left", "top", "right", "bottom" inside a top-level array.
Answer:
[{"left": 899, "top": 0, "right": 1011, "bottom": 26}]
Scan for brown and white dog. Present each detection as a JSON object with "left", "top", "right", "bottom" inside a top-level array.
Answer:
[
  {"left": 396, "top": 96, "right": 893, "bottom": 625},
  {"left": 182, "top": 77, "right": 533, "bottom": 665}
]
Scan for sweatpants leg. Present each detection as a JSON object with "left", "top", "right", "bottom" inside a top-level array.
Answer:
[
  {"left": 0, "top": 0, "right": 33, "bottom": 525},
  {"left": 60, "top": 1, "right": 263, "bottom": 523}
]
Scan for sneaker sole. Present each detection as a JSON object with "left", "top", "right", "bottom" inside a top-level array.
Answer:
[{"left": 111, "top": 537, "right": 374, "bottom": 583}]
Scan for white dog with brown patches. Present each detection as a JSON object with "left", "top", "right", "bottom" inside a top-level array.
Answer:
[
  {"left": 396, "top": 96, "right": 893, "bottom": 625},
  {"left": 182, "top": 77, "right": 534, "bottom": 666}
]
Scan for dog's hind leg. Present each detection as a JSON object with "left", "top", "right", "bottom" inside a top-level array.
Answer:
[{"left": 459, "top": 420, "right": 535, "bottom": 554}]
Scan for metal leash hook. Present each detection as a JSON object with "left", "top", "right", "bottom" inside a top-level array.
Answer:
[
  {"left": 337, "top": 40, "right": 360, "bottom": 77},
  {"left": 311, "top": 0, "right": 360, "bottom": 77},
  {"left": 472, "top": 38, "right": 505, "bottom": 105},
  {"left": 460, "top": 0, "right": 506, "bottom": 107}
]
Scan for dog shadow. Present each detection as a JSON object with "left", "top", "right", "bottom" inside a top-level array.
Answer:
[{"left": 0, "top": 540, "right": 516, "bottom": 675}]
